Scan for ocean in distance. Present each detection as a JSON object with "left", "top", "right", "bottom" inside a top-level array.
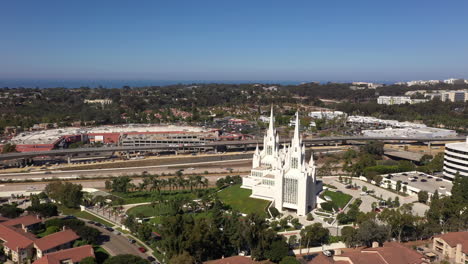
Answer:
[
  {"left": 0, "top": 79, "right": 397, "bottom": 89},
  {"left": 0, "top": 79, "right": 304, "bottom": 89}
]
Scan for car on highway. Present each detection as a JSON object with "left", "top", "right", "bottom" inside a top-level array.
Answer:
[{"left": 138, "top": 247, "right": 147, "bottom": 253}]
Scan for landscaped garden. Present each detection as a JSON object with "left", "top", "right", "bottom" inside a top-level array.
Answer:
[
  {"left": 217, "top": 184, "right": 269, "bottom": 217},
  {"left": 319, "top": 190, "right": 352, "bottom": 212}
]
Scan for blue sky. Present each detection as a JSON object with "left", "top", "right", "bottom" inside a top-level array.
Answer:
[{"left": 1, "top": 0, "right": 468, "bottom": 82}]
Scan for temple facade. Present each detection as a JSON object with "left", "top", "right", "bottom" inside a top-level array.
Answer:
[{"left": 241, "top": 108, "right": 322, "bottom": 216}]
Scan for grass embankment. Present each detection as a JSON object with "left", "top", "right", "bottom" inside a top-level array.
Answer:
[
  {"left": 320, "top": 190, "right": 352, "bottom": 212},
  {"left": 217, "top": 184, "right": 269, "bottom": 217},
  {"left": 59, "top": 207, "right": 114, "bottom": 226},
  {"left": 113, "top": 188, "right": 210, "bottom": 204}
]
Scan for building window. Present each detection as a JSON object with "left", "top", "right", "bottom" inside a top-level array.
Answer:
[
  {"left": 283, "top": 178, "right": 298, "bottom": 204},
  {"left": 291, "top": 157, "right": 298, "bottom": 169},
  {"left": 267, "top": 146, "right": 273, "bottom": 155}
]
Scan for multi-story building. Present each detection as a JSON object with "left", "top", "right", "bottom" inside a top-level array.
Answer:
[
  {"left": 433, "top": 232, "right": 468, "bottom": 264},
  {"left": 441, "top": 90, "right": 467, "bottom": 102},
  {"left": 377, "top": 96, "right": 428, "bottom": 105},
  {"left": 444, "top": 78, "right": 465, "bottom": 85},
  {"left": 443, "top": 137, "right": 468, "bottom": 179},
  {"left": 241, "top": 109, "right": 322, "bottom": 216}
]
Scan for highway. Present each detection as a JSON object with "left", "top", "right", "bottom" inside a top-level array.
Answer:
[{"left": 0, "top": 136, "right": 464, "bottom": 161}]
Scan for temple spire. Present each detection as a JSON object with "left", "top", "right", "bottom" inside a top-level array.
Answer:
[
  {"left": 268, "top": 105, "right": 274, "bottom": 133},
  {"left": 292, "top": 112, "right": 300, "bottom": 145}
]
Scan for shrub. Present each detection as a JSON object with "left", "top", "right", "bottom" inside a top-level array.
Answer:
[
  {"left": 270, "top": 207, "right": 280, "bottom": 218},
  {"left": 306, "top": 213, "right": 314, "bottom": 221}
]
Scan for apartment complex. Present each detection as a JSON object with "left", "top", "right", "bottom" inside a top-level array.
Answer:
[
  {"left": 0, "top": 215, "right": 86, "bottom": 264},
  {"left": 433, "top": 232, "right": 468, "bottom": 264}
]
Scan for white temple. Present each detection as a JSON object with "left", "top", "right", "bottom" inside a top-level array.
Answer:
[{"left": 241, "top": 107, "right": 322, "bottom": 216}]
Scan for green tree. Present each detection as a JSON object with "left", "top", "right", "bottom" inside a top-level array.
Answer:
[
  {"left": 169, "top": 252, "right": 196, "bottom": 264},
  {"left": 418, "top": 191, "right": 429, "bottom": 204},
  {"left": 355, "top": 220, "right": 389, "bottom": 247},
  {"left": 300, "top": 223, "right": 330, "bottom": 248},
  {"left": 265, "top": 240, "right": 289, "bottom": 263}
]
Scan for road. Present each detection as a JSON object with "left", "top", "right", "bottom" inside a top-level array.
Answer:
[
  {"left": 0, "top": 159, "right": 252, "bottom": 180},
  {"left": 1, "top": 135, "right": 463, "bottom": 160},
  {"left": 83, "top": 219, "right": 149, "bottom": 258}
]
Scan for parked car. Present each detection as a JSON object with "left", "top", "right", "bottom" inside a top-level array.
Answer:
[
  {"left": 113, "top": 230, "right": 121, "bottom": 235},
  {"left": 62, "top": 215, "right": 76, "bottom": 220},
  {"left": 88, "top": 221, "right": 95, "bottom": 225},
  {"left": 138, "top": 247, "right": 147, "bottom": 253},
  {"left": 128, "top": 239, "right": 136, "bottom": 244}
]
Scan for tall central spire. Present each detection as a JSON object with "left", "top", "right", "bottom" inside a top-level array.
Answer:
[
  {"left": 268, "top": 105, "right": 274, "bottom": 133},
  {"left": 292, "top": 111, "right": 300, "bottom": 145}
]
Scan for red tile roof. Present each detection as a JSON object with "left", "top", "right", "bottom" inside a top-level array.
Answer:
[
  {"left": 307, "top": 253, "right": 335, "bottom": 264},
  {"left": 361, "top": 242, "right": 428, "bottom": 264},
  {"left": 438, "top": 232, "right": 468, "bottom": 254},
  {"left": 0, "top": 224, "right": 35, "bottom": 251},
  {"left": 2, "top": 214, "right": 41, "bottom": 227},
  {"left": 33, "top": 245, "right": 95, "bottom": 264},
  {"left": 204, "top": 256, "right": 256, "bottom": 264},
  {"left": 34, "top": 229, "right": 80, "bottom": 251}
]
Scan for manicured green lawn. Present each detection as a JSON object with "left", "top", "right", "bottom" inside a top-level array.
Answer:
[
  {"left": 127, "top": 203, "right": 173, "bottom": 218},
  {"left": 320, "top": 190, "right": 352, "bottom": 211},
  {"left": 217, "top": 184, "right": 269, "bottom": 217}
]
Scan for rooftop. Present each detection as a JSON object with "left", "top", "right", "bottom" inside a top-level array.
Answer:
[
  {"left": 0, "top": 224, "right": 35, "bottom": 251},
  {"left": 437, "top": 232, "right": 468, "bottom": 254},
  {"left": 3, "top": 214, "right": 42, "bottom": 227},
  {"left": 383, "top": 171, "right": 452, "bottom": 196},
  {"left": 33, "top": 245, "right": 94, "bottom": 264},
  {"left": 34, "top": 229, "right": 80, "bottom": 251},
  {"left": 11, "top": 124, "right": 215, "bottom": 145}
]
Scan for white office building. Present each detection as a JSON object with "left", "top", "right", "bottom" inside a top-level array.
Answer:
[
  {"left": 444, "top": 78, "right": 465, "bottom": 85},
  {"left": 443, "top": 137, "right": 468, "bottom": 179},
  {"left": 309, "top": 111, "right": 346, "bottom": 119},
  {"left": 377, "top": 96, "right": 428, "bottom": 105},
  {"left": 241, "top": 108, "right": 322, "bottom": 216}
]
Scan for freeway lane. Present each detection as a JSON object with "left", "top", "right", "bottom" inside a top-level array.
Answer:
[{"left": 0, "top": 136, "right": 463, "bottom": 160}]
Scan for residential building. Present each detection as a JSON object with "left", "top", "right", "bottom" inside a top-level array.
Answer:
[
  {"left": 443, "top": 137, "right": 468, "bottom": 179},
  {"left": 308, "top": 242, "right": 429, "bottom": 264},
  {"left": 241, "top": 109, "right": 323, "bottom": 216},
  {"left": 0, "top": 215, "right": 81, "bottom": 264},
  {"left": 33, "top": 245, "right": 94, "bottom": 264},
  {"left": 34, "top": 229, "right": 80, "bottom": 258},
  {"left": 2, "top": 214, "right": 42, "bottom": 232},
  {"left": 0, "top": 224, "right": 36, "bottom": 263},
  {"left": 441, "top": 90, "right": 467, "bottom": 102},
  {"left": 433, "top": 232, "right": 468, "bottom": 264}
]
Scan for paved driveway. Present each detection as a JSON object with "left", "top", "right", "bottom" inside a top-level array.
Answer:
[{"left": 83, "top": 220, "right": 149, "bottom": 258}]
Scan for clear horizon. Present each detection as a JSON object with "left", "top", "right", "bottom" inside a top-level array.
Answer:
[{"left": 1, "top": 0, "right": 468, "bottom": 82}]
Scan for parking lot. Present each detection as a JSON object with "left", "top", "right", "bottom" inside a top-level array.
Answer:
[
  {"left": 381, "top": 171, "right": 452, "bottom": 196},
  {"left": 322, "top": 176, "right": 429, "bottom": 216}
]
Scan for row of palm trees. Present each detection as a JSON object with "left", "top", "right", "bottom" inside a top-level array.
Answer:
[{"left": 137, "top": 174, "right": 209, "bottom": 193}]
